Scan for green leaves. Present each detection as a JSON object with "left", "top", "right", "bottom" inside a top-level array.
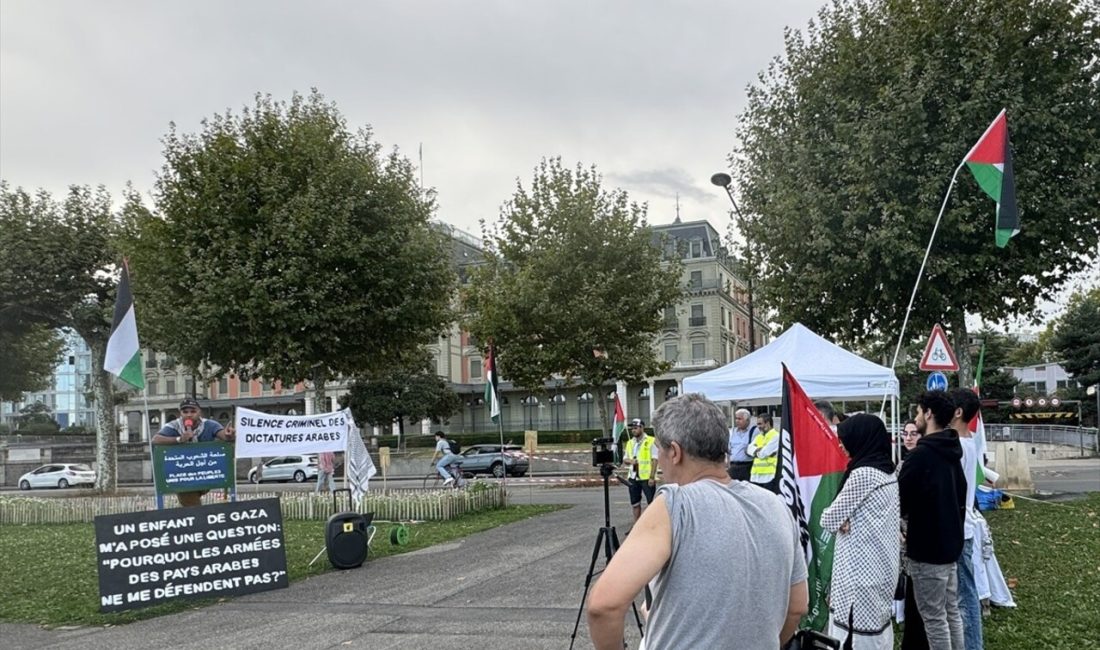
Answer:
[
  {"left": 462, "top": 158, "right": 683, "bottom": 431},
  {"left": 733, "top": 0, "right": 1100, "bottom": 346},
  {"left": 129, "top": 90, "right": 454, "bottom": 386}
]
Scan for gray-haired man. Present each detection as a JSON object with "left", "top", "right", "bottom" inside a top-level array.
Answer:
[
  {"left": 588, "top": 394, "right": 808, "bottom": 650},
  {"left": 727, "top": 408, "right": 757, "bottom": 481}
]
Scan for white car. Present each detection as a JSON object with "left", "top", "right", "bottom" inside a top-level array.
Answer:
[
  {"left": 247, "top": 455, "right": 319, "bottom": 484},
  {"left": 18, "top": 463, "right": 97, "bottom": 490}
]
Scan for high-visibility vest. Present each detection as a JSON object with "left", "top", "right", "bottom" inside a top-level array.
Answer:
[
  {"left": 630, "top": 435, "right": 656, "bottom": 480},
  {"left": 750, "top": 429, "right": 779, "bottom": 483}
]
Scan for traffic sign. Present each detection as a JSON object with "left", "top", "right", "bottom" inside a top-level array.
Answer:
[
  {"left": 1051, "top": 397, "right": 1061, "bottom": 407},
  {"left": 926, "top": 372, "right": 948, "bottom": 391},
  {"left": 1025, "top": 397, "right": 1035, "bottom": 407},
  {"left": 1011, "top": 397, "right": 1022, "bottom": 408},
  {"left": 1038, "top": 397, "right": 1048, "bottom": 407},
  {"left": 919, "top": 324, "right": 960, "bottom": 371}
]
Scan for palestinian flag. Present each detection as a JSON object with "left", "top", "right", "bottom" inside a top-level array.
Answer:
[
  {"left": 779, "top": 364, "right": 849, "bottom": 631},
  {"left": 970, "top": 344, "right": 988, "bottom": 485},
  {"left": 611, "top": 393, "right": 626, "bottom": 463},
  {"left": 484, "top": 343, "right": 501, "bottom": 422},
  {"left": 103, "top": 261, "right": 144, "bottom": 390},
  {"left": 964, "top": 109, "right": 1019, "bottom": 247}
]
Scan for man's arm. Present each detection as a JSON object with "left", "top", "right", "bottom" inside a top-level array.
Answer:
[
  {"left": 587, "top": 493, "right": 672, "bottom": 650},
  {"left": 758, "top": 431, "right": 781, "bottom": 458},
  {"left": 152, "top": 424, "right": 183, "bottom": 445},
  {"left": 780, "top": 580, "right": 809, "bottom": 644}
]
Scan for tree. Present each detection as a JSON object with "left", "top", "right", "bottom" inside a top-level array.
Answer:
[
  {"left": 128, "top": 91, "right": 454, "bottom": 409},
  {"left": 0, "top": 183, "right": 136, "bottom": 489},
  {"left": 1051, "top": 287, "right": 1100, "bottom": 425},
  {"left": 339, "top": 358, "right": 462, "bottom": 449},
  {"left": 733, "top": 0, "right": 1100, "bottom": 385},
  {"left": 0, "top": 325, "right": 64, "bottom": 401},
  {"left": 462, "top": 158, "right": 684, "bottom": 435}
]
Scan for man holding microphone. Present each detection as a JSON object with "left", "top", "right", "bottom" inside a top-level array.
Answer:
[{"left": 152, "top": 398, "right": 235, "bottom": 506}]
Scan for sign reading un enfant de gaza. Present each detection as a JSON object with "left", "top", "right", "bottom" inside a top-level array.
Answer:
[
  {"left": 94, "top": 498, "right": 287, "bottom": 612},
  {"left": 234, "top": 407, "right": 349, "bottom": 458}
]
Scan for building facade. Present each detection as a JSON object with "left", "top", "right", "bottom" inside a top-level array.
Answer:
[
  {"left": 1005, "top": 362, "right": 1077, "bottom": 396},
  {"left": 1, "top": 330, "right": 96, "bottom": 430}
]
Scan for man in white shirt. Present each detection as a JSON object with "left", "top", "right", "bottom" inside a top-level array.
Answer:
[
  {"left": 727, "top": 408, "right": 757, "bottom": 480},
  {"left": 949, "top": 388, "right": 984, "bottom": 650}
]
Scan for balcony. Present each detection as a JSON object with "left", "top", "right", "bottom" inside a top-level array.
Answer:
[
  {"left": 688, "top": 316, "right": 707, "bottom": 327},
  {"left": 686, "top": 278, "right": 719, "bottom": 292},
  {"left": 672, "top": 358, "right": 719, "bottom": 370},
  {"left": 663, "top": 318, "right": 679, "bottom": 330}
]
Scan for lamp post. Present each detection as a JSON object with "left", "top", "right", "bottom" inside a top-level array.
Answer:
[{"left": 711, "top": 172, "right": 756, "bottom": 352}]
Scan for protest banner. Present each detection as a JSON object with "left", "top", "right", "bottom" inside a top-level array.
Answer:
[
  {"left": 94, "top": 498, "right": 287, "bottom": 613},
  {"left": 153, "top": 441, "right": 235, "bottom": 493},
  {"left": 235, "top": 407, "right": 349, "bottom": 458}
]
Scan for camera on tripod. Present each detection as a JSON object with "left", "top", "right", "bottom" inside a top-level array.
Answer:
[{"left": 590, "top": 437, "right": 615, "bottom": 467}]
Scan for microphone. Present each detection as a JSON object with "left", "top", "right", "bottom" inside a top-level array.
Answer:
[{"left": 183, "top": 418, "right": 195, "bottom": 439}]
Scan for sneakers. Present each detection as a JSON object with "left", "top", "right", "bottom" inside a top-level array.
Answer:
[{"left": 442, "top": 476, "right": 455, "bottom": 487}]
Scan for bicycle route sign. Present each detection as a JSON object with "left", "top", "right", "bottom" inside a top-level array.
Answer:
[
  {"left": 919, "top": 324, "right": 960, "bottom": 372},
  {"left": 926, "top": 372, "right": 948, "bottom": 392}
]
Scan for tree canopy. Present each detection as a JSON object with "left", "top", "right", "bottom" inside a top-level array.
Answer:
[
  {"left": 0, "top": 325, "right": 63, "bottom": 402},
  {"left": 462, "top": 158, "right": 683, "bottom": 433},
  {"left": 733, "top": 0, "right": 1099, "bottom": 371},
  {"left": 129, "top": 91, "right": 455, "bottom": 404},
  {"left": 339, "top": 357, "right": 461, "bottom": 448},
  {"left": 0, "top": 183, "right": 137, "bottom": 488},
  {"left": 1052, "top": 287, "right": 1100, "bottom": 425}
]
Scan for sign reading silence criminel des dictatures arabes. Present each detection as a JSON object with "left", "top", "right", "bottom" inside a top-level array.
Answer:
[
  {"left": 234, "top": 407, "right": 349, "bottom": 458},
  {"left": 153, "top": 441, "right": 235, "bottom": 493},
  {"left": 94, "top": 497, "right": 288, "bottom": 613}
]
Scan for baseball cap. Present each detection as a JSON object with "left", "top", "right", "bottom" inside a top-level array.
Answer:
[
  {"left": 179, "top": 398, "right": 201, "bottom": 410},
  {"left": 629, "top": 418, "right": 645, "bottom": 427}
]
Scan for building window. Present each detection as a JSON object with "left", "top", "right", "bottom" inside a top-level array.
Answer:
[
  {"left": 690, "top": 240, "right": 702, "bottom": 258},
  {"left": 692, "top": 342, "right": 706, "bottom": 361},
  {"left": 470, "top": 358, "right": 482, "bottom": 379},
  {"left": 578, "top": 392, "right": 593, "bottom": 402},
  {"left": 184, "top": 378, "right": 195, "bottom": 395},
  {"left": 638, "top": 386, "right": 651, "bottom": 398},
  {"left": 689, "top": 304, "right": 705, "bottom": 327},
  {"left": 146, "top": 353, "right": 157, "bottom": 368},
  {"left": 147, "top": 379, "right": 158, "bottom": 396},
  {"left": 663, "top": 307, "right": 677, "bottom": 328},
  {"left": 665, "top": 385, "right": 679, "bottom": 399},
  {"left": 218, "top": 378, "right": 228, "bottom": 394},
  {"left": 261, "top": 379, "right": 273, "bottom": 392},
  {"left": 664, "top": 344, "right": 679, "bottom": 362},
  {"left": 239, "top": 378, "right": 250, "bottom": 394},
  {"left": 165, "top": 378, "right": 176, "bottom": 395},
  {"left": 689, "top": 270, "right": 702, "bottom": 289}
]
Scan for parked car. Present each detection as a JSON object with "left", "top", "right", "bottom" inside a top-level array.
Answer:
[
  {"left": 456, "top": 444, "right": 529, "bottom": 478},
  {"left": 247, "top": 455, "right": 319, "bottom": 484},
  {"left": 18, "top": 463, "right": 96, "bottom": 490}
]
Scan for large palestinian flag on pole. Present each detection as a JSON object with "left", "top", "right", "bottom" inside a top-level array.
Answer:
[
  {"left": 484, "top": 343, "right": 501, "bottom": 422},
  {"left": 779, "top": 364, "right": 849, "bottom": 631},
  {"left": 611, "top": 393, "right": 626, "bottom": 463},
  {"left": 964, "top": 109, "right": 1019, "bottom": 247},
  {"left": 103, "top": 260, "right": 144, "bottom": 390}
]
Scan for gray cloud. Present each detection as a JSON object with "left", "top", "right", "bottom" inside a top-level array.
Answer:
[{"left": 0, "top": 0, "right": 825, "bottom": 235}]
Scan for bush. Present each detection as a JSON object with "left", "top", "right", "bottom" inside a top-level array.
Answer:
[{"left": 14, "top": 421, "right": 60, "bottom": 435}]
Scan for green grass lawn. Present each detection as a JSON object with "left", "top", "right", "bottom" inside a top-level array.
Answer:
[
  {"left": 0, "top": 504, "right": 565, "bottom": 628},
  {"left": 980, "top": 493, "right": 1100, "bottom": 648}
]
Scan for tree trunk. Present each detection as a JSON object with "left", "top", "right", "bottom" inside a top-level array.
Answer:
[
  {"left": 313, "top": 370, "right": 329, "bottom": 414},
  {"left": 951, "top": 314, "right": 973, "bottom": 389},
  {"left": 88, "top": 338, "right": 118, "bottom": 493},
  {"left": 593, "top": 384, "right": 610, "bottom": 437},
  {"left": 397, "top": 417, "right": 405, "bottom": 451}
]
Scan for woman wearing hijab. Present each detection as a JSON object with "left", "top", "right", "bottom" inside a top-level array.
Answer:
[{"left": 821, "top": 414, "right": 900, "bottom": 650}]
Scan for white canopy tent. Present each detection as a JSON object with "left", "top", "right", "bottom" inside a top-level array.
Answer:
[{"left": 683, "top": 323, "right": 899, "bottom": 416}]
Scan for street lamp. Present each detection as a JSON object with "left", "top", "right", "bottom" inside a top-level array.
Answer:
[{"left": 711, "top": 172, "right": 756, "bottom": 352}]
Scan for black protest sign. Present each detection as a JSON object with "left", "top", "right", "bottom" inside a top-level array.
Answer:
[{"left": 94, "top": 497, "right": 288, "bottom": 613}]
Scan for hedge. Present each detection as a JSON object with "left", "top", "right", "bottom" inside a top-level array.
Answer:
[{"left": 374, "top": 429, "right": 604, "bottom": 449}]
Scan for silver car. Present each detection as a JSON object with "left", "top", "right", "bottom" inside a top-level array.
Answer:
[
  {"left": 18, "top": 463, "right": 97, "bottom": 490},
  {"left": 247, "top": 455, "right": 319, "bottom": 484}
]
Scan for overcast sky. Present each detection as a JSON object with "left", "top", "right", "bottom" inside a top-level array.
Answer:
[
  {"left": 0, "top": 0, "right": 827, "bottom": 239},
  {"left": 2, "top": 0, "right": 1092, "bottom": 329}
]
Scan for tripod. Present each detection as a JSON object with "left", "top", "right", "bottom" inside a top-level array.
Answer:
[{"left": 568, "top": 463, "right": 645, "bottom": 650}]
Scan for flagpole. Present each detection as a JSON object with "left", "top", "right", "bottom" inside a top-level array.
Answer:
[
  {"left": 143, "top": 382, "right": 163, "bottom": 510},
  {"left": 880, "top": 161, "right": 966, "bottom": 418}
]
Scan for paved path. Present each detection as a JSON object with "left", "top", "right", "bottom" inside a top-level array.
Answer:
[{"left": 4, "top": 486, "right": 645, "bottom": 650}]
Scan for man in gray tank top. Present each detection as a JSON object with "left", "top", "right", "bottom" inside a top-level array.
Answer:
[{"left": 587, "top": 393, "right": 809, "bottom": 650}]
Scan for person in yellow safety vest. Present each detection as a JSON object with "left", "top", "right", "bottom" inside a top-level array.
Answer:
[
  {"left": 747, "top": 413, "right": 780, "bottom": 493},
  {"left": 624, "top": 418, "right": 659, "bottom": 521}
]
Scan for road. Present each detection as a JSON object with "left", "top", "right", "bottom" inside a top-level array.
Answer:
[{"left": 6, "top": 457, "right": 1096, "bottom": 496}]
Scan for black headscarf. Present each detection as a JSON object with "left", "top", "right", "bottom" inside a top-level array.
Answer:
[{"left": 837, "top": 413, "right": 895, "bottom": 491}]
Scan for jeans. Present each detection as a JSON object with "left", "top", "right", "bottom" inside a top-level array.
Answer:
[
  {"left": 910, "top": 560, "right": 964, "bottom": 650},
  {"left": 315, "top": 470, "right": 335, "bottom": 493},
  {"left": 437, "top": 453, "right": 462, "bottom": 479},
  {"left": 957, "top": 539, "right": 983, "bottom": 650}
]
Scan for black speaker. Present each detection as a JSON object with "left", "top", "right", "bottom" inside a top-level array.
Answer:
[{"left": 325, "top": 489, "right": 372, "bottom": 569}]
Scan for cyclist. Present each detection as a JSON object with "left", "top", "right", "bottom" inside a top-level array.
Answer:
[{"left": 430, "top": 431, "right": 461, "bottom": 486}]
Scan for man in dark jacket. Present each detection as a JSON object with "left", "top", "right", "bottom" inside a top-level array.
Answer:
[{"left": 899, "top": 390, "right": 966, "bottom": 650}]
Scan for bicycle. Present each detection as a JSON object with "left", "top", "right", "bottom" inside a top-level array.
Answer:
[{"left": 423, "top": 462, "right": 467, "bottom": 489}]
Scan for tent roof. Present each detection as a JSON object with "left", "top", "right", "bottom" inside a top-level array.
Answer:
[{"left": 682, "top": 323, "right": 899, "bottom": 405}]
